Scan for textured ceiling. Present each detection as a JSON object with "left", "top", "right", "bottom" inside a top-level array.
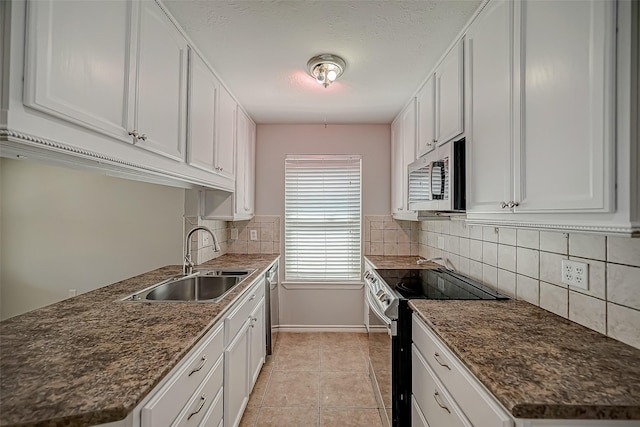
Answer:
[{"left": 163, "top": 0, "right": 483, "bottom": 124}]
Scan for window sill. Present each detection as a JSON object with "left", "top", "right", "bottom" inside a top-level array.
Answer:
[{"left": 281, "top": 282, "right": 364, "bottom": 290}]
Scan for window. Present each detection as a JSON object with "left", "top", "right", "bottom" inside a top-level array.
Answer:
[{"left": 284, "top": 155, "right": 362, "bottom": 281}]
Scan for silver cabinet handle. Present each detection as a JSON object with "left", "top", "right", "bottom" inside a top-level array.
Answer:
[
  {"left": 188, "top": 355, "right": 207, "bottom": 376},
  {"left": 128, "top": 130, "right": 139, "bottom": 137},
  {"left": 433, "top": 391, "right": 451, "bottom": 414},
  {"left": 137, "top": 133, "right": 147, "bottom": 141},
  {"left": 433, "top": 139, "right": 437, "bottom": 143},
  {"left": 507, "top": 201, "right": 519, "bottom": 208},
  {"left": 187, "top": 394, "right": 206, "bottom": 420},
  {"left": 433, "top": 352, "right": 451, "bottom": 370},
  {"left": 250, "top": 293, "right": 257, "bottom": 300},
  {"left": 500, "top": 201, "right": 508, "bottom": 209}
]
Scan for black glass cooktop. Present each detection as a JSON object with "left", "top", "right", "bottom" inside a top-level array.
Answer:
[{"left": 374, "top": 268, "right": 510, "bottom": 300}]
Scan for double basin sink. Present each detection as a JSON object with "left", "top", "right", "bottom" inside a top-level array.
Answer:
[{"left": 123, "top": 269, "right": 255, "bottom": 303}]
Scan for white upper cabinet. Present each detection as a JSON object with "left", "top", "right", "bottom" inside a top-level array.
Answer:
[
  {"left": 391, "top": 99, "right": 418, "bottom": 220},
  {"left": 436, "top": 38, "right": 465, "bottom": 145},
  {"left": 416, "top": 75, "right": 436, "bottom": 157},
  {"left": 216, "top": 86, "right": 237, "bottom": 181},
  {"left": 23, "top": 0, "right": 134, "bottom": 142},
  {"left": 512, "top": 0, "right": 615, "bottom": 213},
  {"left": 465, "top": 0, "right": 513, "bottom": 214},
  {"left": 133, "top": 0, "right": 188, "bottom": 162},
  {"left": 187, "top": 49, "right": 219, "bottom": 173}
]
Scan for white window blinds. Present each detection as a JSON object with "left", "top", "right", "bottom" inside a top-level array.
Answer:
[{"left": 284, "top": 155, "right": 362, "bottom": 281}]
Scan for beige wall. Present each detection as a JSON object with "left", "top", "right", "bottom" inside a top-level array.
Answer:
[
  {"left": 254, "top": 124, "right": 390, "bottom": 329},
  {"left": 0, "top": 158, "right": 184, "bottom": 319},
  {"left": 255, "top": 124, "right": 391, "bottom": 216}
]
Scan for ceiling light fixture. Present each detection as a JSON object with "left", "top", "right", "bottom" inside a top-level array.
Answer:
[{"left": 307, "top": 54, "right": 346, "bottom": 88}]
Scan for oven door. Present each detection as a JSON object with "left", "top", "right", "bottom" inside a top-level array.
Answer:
[{"left": 366, "top": 289, "right": 393, "bottom": 427}]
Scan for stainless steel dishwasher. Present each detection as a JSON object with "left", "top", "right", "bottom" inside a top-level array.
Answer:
[{"left": 265, "top": 261, "right": 279, "bottom": 355}]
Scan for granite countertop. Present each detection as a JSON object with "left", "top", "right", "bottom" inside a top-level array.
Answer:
[
  {"left": 364, "top": 255, "right": 442, "bottom": 269},
  {"left": 0, "top": 254, "right": 279, "bottom": 427},
  {"left": 409, "top": 299, "right": 640, "bottom": 420}
]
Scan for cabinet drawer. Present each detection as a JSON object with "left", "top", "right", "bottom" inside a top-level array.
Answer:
[
  {"left": 225, "top": 278, "right": 264, "bottom": 344},
  {"left": 198, "top": 384, "right": 224, "bottom": 427},
  {"left": 411, "top": 395, "right": 431, "bottom": 427},
  {"left": 412, "top": 344, "right": 471, "bottom": 427},
  {"left": 412, "top": 314, "right": 513, "bottom": 427},
  {"left": 173, "top": 354, "right": 224, "bottom": 427},
  {"left": 142, "top": 322, "right": 224, "bottom": 427}
]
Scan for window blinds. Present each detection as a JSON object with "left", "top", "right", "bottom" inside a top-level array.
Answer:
[{"left": 284, "top": 155, "right": 362, "bottom": 281}]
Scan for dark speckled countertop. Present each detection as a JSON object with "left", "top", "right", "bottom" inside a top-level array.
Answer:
[
  {"left": 410, "top": 299, "right": 640, "bottom": 420},
  {"left": 0, "top": 254, "right": 278, "bottom": 427}
]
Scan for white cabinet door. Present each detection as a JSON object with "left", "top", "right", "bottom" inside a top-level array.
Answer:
[
  {"left": 216, "top": 87, "right": 237, "bottom": 181},
  {"left": 465, "top": 0, "right": 513, "bottom": 214},
  {"left": 417, "top": 75, "right": 436, "bottom": 157},
  {"left": 436, "top": 39, "right": 464, "bottom": 145},
  {"left": 391, "top": 118, "right": 404, "bottom": 215},
  {"left": 512, "top": 0, "right": 615, "bottom": 213},
  {"left": 134, "top": 0, "right": 188, "bottom": 161},
  {"left": 24, "top": 0, "right": 134, "bottom": 142},
  {"left": 224, "top": 320, "right": 250, "bottom": 427},
  {"left": 235, "top": 108, "right": 250, "bottom": 217},
  {"left": 248, "top": 297, "right": 265, "bottom": 390},
  {"left": 187, "top": 49, "right": 219, "bottom": 172},
  {"left": 391, "top": 100, "right": 418, "bottom": 219}
]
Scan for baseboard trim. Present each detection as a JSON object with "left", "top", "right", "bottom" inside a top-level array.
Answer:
[{"left": 277, "top": 325, "right": 367, "bottom": 333}]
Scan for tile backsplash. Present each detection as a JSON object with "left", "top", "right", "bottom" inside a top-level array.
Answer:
[
  {"left": 417, "top": 220, "right": 640, "bottom": 349},
  {"left": 363, "top": 215, "right": 420, "bottom": 256},
  {"left": 228, "top": 215, "right": 281, "bottom": 255}
]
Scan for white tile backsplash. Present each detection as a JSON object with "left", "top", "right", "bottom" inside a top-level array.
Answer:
[
  {"left": 517, "top": 229, "right": 540, "bottom": 250},
  {"left": 608, "top": 236, "right": 640, "bottom": 267},
  {"left": 516, "top": 275, "right": 539, "bottom": 305},
  {"left": 497, "top": 244, "right": 517, "bottom": 272},
  {"left": 569, "top": 291, "right": 606, "bottom": 334},
  {"left": 417, "top": 219, "right": 640, "bottom": 349},
  {"left": 540, "top": 231, "right": 568, "bottom": 254},
  {"left": 539, "top": 251, "right": 567, "bottom": 288},
  {"left": 516, "top": 247, "right": 540, "bottom": 279},
  {"left": 607, "top": 303, "right": 640, "bottom": 349},
  {"left": 607, "top": 263, "right": 640, "bottom": 311},
  {"left": 569, "top": 233, "right": 606, "bottom": 261},
  {"left": 540, "top": 282, "right": 569, "bottom": 318}
]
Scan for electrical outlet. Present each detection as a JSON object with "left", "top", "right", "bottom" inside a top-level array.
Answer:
[
  {"left": 231, "top": 228, "right": 239, "bottom": 240},
  {"left": 437, "top": 236, "right": 445, "bottom": 249},
  {"left": 250, "top": 229, "right": 258, "bottom": 241},
  {"left": 202, "top": 234, "right": 211, "bottom": 246},
  {"left": 561, "top": 259, "right": 589, "bottom": 290}
]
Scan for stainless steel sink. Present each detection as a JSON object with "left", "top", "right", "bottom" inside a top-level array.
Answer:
[{"left": 123, "top": 269, "right": 255, "bottom": 303}]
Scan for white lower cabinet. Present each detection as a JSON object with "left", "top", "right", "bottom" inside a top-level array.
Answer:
[
  {"left": 131, "top": 277, "right": 266, "bottom": 427},
  {"left": 141, "top": 322, "right": 225, "bottom": 427},
  {"left": 411, "top": 313, "right": 640, "bottom": 427},
  {"left": 224, "top": 320, "right": 251, "bottom": 427}
]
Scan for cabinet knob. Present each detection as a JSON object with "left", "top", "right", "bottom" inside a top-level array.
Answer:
[
  {"left": 137, "top": 133, "right": 147, "bottom": 141},
  {"left": 507, "top": 201, "right": 519, "bottom": 208},
  {"left": 500, "top": 201, "right": 508, "bottom": 209},
  {"left": 128, "top": 130, "right": 139, "bottom": 138},
  {"left": 433, "top": 139, "right": 437, "bottom": 143}
]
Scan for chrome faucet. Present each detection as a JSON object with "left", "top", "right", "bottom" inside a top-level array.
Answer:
[
  {"left": 417, "top": 256, "right": 455, "bottom": 271},
  {"left": 184, "top": 226, "right": 220, "bottom": 275}
]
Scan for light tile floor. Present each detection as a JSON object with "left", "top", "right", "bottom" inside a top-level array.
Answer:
[{"left": 239, "top": 332, "right": 383, "bottom": 427}]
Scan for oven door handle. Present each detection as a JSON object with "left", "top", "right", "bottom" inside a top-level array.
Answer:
[{"left": 365, "top": 288, "right": 392, "bottom": 328}]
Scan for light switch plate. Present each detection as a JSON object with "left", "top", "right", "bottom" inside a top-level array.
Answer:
[{"left": 561, "top": 259, "right": 589, "bottom": 290}]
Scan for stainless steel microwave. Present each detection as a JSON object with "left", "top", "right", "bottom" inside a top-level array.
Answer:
[{"left": 407, "top": 138, "right": 465, "bottom": 212}]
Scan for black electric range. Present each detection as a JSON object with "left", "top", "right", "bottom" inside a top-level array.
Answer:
[{"left": 368, "top": 268, "right": 509, "bottom": 427}]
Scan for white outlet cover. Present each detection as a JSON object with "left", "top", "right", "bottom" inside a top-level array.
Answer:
[
  {"left": 203, "top": 234, "right": 210, "bottom": 245},
  {"left": 250, "top": 229, "right": 258, "bottom": 241},
  {"left": 561, "top": 259, "right": 589, "bottom": 290}
]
